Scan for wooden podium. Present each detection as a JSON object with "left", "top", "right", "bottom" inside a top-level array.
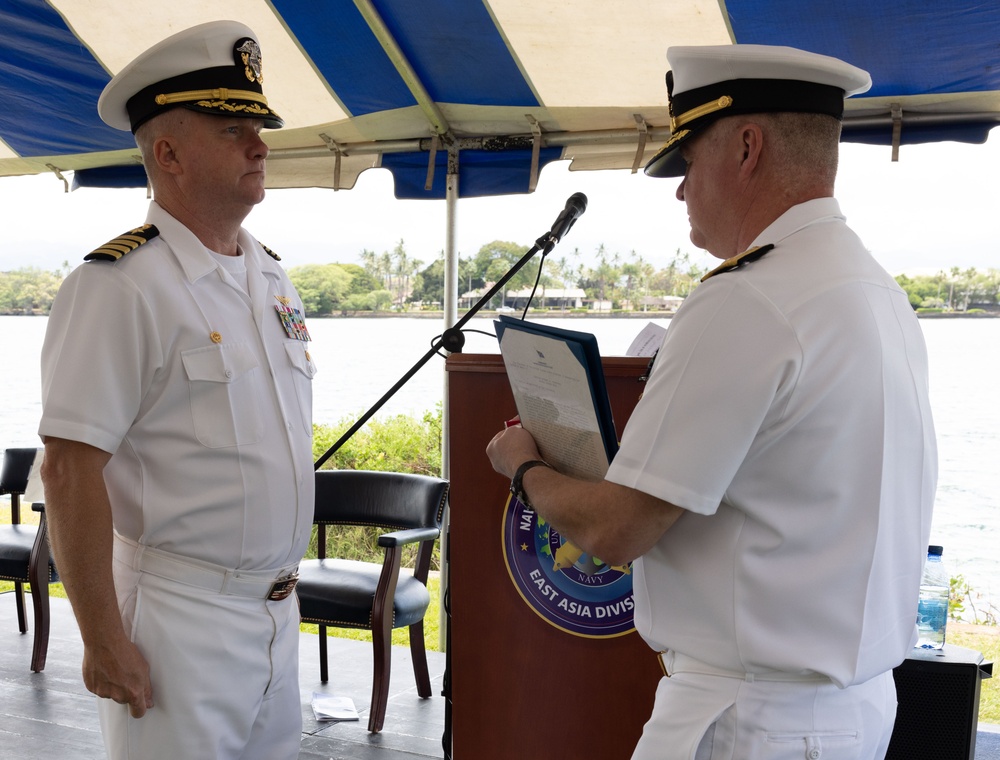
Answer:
[{"left": 446, "top": 353, "right": 661, "bottom": 759}]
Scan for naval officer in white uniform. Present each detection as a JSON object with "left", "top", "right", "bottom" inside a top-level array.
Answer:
[
  {"left": 40, "top": 21, "right": 315, "bottom": 760},
  {"left": 488, "top": 44, "right": 936, "bottom": 760}
]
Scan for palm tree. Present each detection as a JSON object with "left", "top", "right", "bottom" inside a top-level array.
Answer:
[
  {"left": 392, "top": 240, "right": 408, "bottom": 306},
  {"left": 378, "top": 250, "right": 393, "bottom": 294}
]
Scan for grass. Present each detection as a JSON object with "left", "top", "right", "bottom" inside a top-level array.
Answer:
[
  {"left": 944, "top": 623, "right": 1000, "bottom": 723},
  {"left": 299, "top": 574, "right": 442, "bottom": 651},
  {"left": 2, "top": 578, "right": 997, "bottom": 722},
  {"left": 3, "top": 487, "right": 445, "bottom": 653},
  {"left": 0, "top": 497, "right": 443, "bottom": 651},
  {"left": 1, "top": 575, "right": 443, "bottom": 650}
]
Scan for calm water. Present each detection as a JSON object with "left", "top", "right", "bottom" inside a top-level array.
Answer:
[{"left": 4, "top": 315, "right": 999, "bottom": 613}]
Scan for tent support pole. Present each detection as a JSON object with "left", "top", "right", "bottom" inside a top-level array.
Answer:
[
  {"left": 440, "top": 148, "right": 460, "bottom": 655},
  {"left": 439, "top": 149, "right": 459, "bottom": 760}
]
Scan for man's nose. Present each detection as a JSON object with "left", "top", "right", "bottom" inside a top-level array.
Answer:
[{"left": 250, "top": 132, "right": 269, "bottom": 160}]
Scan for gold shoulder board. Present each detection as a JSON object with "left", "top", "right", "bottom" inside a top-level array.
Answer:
[
  {"left": 259, "top": 241, "right": 281, "bottom": 261},
  {"left": 701, "top": 244, "right": 775, "bottom": 282},
  {"left": 84, "top": 224, "right": 160, "bottom": 262}
]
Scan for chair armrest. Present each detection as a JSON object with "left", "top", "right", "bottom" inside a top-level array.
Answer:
[
  {"left": 377, "top": 527, "right": 440, "bottom": 548},
  {"left": 31, "top": 502, "right": 45, "bottom": 514}
]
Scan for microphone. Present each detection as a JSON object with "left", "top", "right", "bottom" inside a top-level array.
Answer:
[{"left": 546, "top": 192, "right": 588, "bottom": 244}]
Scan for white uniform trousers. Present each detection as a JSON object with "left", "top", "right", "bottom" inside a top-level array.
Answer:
[
  {"left": 99, "top": 550, "right": 302, "bottom": 760},
  {"left": 631, "top": 652, "right": 897, "bottom": 760}
]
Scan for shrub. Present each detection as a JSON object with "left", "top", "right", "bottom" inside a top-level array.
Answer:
[
  {"left": 313, "top": 405, "right": 442, "bottom": 476},
  {"left": 309, "top": 405, "right": 444, "bottom": 569}
]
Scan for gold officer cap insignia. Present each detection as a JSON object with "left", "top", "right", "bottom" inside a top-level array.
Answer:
[
  {"left": 236, "top": 38, "right": 264, "bottom": 84},
  {"left": 84, "top": 224, "right": 160, "bottom": 262}
]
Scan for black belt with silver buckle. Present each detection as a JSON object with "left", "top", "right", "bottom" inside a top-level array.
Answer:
[{"left": 267, "top": 573, "right": 299, "bottom": 601}]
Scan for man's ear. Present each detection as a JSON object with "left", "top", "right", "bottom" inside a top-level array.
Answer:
[
  {"left": 152, "top": 136, "right": 183, "bottom": 175},
  {"left": 737, "top": 123, "right": 765, "bottom": 178}
]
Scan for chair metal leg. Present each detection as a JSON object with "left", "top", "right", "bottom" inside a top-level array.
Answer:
[
  {"left": 318, "top": 624, "right": 329, "bottom": 683},
  {"left": 409, "top": 619, "right": 432, "bottom": 698}
]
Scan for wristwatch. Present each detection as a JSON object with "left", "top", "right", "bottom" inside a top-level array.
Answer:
[{"left": 510, "top": 460, "right": 552, "bottom": 506}]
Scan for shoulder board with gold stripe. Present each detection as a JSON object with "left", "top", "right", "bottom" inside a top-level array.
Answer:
[
  {"left": 259, "top": 241, "right": 281, "bottom": 261},
  {"left": 84, "top": 224, "right": 160, "bottom": 262},
  {"left": 700, "top": 244, "right": 775, "bottom": 282}
]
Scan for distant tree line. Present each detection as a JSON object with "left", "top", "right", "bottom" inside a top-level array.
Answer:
[
  {"left": 895, "top": 268, "right": 1000, "bottom": 313},
  {"left": 0, "top": 264, "right": 69, "bottom": 314},
  {"left": 3, "top": 248, "right": 998, "bottom": 317},
  {"left": 286, "top": 238, "right": 709, "bottom": 316}
]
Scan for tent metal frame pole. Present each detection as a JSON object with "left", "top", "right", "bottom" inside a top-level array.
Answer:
[
  {"left": 440, "top": 148, "right": 460, "bottom": 653},
  {"left": 352, "top": 0, "right": 451, "bottom": 138},
  {"left": 439, "top": 152, "right": 459, "bottom": 760},
  {"left": 29, "top": 115, "right": 997, "bottom": 183}
]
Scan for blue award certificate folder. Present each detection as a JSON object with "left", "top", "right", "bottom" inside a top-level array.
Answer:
[{"left": 495, "top": 316, "right": 618, "bottom": 475}]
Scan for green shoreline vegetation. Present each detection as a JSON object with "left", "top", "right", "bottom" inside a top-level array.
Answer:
[{"left": 3, "top": 240, "right": 998, "bottom": 316}]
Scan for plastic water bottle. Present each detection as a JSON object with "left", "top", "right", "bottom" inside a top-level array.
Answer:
[{"left": 916, "top": 545, "right": 950, "bottom": 649}]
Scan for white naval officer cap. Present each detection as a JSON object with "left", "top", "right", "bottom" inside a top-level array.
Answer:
[
  {"left": 98, "top": 20, "right": 283, "bottom": 134},
  {"left": 644, "top": 44, "right": 872, "bottom": 178}
]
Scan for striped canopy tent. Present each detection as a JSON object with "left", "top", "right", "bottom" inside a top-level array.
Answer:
[
  {"left": 2, "top": 0, "right": 999, "bottom": 199},
  {"left": 3, "top": 0, "right": 997, "bottom": 623},
  {"left": 4, "top": 0, "right": 997, "bottom": 392}
]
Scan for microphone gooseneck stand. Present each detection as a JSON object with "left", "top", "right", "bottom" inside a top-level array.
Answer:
[
  {"left": 310, "top": 193, "right": 587, "bottom": 760},
  {"left": 312, "top": 192, "right": 587, "bottom": 469}
]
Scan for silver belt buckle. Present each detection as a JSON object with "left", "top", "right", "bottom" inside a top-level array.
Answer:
[{"left": 267, "top": 572, "right": 299, "bottom": 601}]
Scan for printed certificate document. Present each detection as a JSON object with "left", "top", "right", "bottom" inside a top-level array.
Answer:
[{"left": 495, "top": 316, "right": 617, "bottom": 480}]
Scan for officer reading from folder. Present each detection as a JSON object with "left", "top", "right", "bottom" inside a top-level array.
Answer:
[
  {"left": 39, "top": 21, "right": 314, "bottom": 760},
  {"left": 488, "top": 44, "right": 937, "bottom": 760}
]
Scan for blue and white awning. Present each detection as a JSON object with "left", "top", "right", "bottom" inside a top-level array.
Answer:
[{"left": 1, "top": 0, "right": 998, "bottom": 198}]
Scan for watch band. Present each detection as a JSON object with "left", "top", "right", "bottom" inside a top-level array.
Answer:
[{"left": 510, "top": 459, "right": 552, "bottom": 506}]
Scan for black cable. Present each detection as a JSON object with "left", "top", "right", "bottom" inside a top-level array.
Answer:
[{"left": 519, "top": 255, "right": 546, "bottom": 320}]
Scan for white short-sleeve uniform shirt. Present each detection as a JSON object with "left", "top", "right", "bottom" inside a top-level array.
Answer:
[
  {"left": 39, "top": 201, "right": 315, "bottom": 572},
  {"left": 606, "top": 198, "right": 937, "bottom": 688}
]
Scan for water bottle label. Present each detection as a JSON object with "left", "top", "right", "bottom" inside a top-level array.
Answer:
[{"left": 916, "top": 595, "right": 948, "bottom": 649}]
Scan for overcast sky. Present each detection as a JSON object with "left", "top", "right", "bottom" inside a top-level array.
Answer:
[{"left": 1, "top": 135, "right": 997, "bottom": 278}]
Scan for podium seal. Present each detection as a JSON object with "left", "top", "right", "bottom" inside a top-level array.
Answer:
[{"left": 502, "top": 494, "right": 635, "bottom": 638}]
